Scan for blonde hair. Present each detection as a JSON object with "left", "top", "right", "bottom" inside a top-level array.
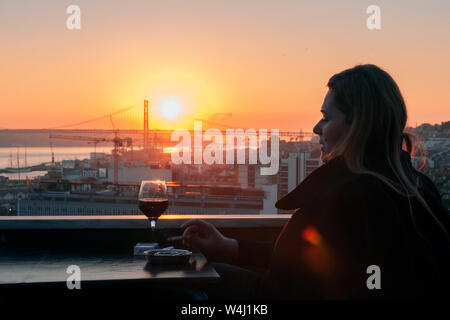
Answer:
[{"left": 325, "top": 64, "right": 448, "bottom": 239}]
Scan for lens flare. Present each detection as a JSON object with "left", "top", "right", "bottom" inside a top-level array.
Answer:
[{"left": 302, "top": 226, "right": 322, "bottom": 246}]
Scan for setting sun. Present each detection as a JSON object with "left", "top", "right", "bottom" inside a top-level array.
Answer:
[{"left": 160, "top": 98, "right": 182, "bottom": 119}]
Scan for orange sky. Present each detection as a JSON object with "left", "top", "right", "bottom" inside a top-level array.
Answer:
[{"left": 1, "top": 0, "right": 449, "bottom": 131}]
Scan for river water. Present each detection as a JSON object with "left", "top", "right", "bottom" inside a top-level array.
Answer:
[{"left": 0, "top": 146, "right": 112, "bottom": 180}]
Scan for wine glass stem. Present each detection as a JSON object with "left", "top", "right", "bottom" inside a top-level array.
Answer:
[{"left": 150, "top": 220, "right": 156, "bottom": 232}]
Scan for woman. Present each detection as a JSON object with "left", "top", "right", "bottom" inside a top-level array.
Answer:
[{"left": 182, "top": 64, "right": 450, "bottom": 299}]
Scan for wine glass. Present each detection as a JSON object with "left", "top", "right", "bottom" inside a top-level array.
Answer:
[{"left": 138, "top": 180, "right": 168, "bottom": 235}]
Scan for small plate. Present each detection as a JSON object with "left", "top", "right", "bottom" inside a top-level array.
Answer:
[{"left": 144, "top": 249, "right": 192, "bottom": 265}]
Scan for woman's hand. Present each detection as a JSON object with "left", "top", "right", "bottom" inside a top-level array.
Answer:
[{"left": 181, "top": 219, "right": 238, "bottom": 263}]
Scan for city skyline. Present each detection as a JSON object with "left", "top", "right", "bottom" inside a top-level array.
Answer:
[{"left": 1, "top": 1, "right": 450, "bottom": 131}]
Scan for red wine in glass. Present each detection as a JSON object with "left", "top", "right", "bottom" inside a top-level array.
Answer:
[
  {"left": 138, "top": 198, "right": 169, "bottom": 220},
  {"left": 138, "top": 180, "right": 168, "bottom": 233}
]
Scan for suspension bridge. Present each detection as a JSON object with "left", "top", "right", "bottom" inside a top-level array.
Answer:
[{"left": 0, "top": 100, "right": 317, "bottom": 156}]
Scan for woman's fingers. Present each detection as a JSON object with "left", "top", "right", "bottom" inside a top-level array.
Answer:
[
  {"left": 181, "top": 219, "right": 211, "bottom": 230},
  {"left": 182, "top": 225, "right": 198, "bottom": 241},
  {"left": 180, "top": 219, "right": 200, "bottom": 229},
  {"left": 183, "top": 223, "right": 215, "bottom": 250},
  {"left": 182, "top": 225, "right": 205, "bottom": 249},
  {"left": 181, "top": 219, "right": 220, "bottom": 251}
]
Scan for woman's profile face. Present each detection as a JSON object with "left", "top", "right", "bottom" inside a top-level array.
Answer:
[{"left": 313, "top": 90, "right": 350, "bottom": 161}]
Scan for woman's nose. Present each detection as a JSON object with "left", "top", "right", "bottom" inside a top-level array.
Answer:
[{"left": 313, "top": 121, "right": 322, "bottom": 135}]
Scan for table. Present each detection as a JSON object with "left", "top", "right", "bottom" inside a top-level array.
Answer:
[
  {"left": 0, "top": 247, "right": 220, "bottom": 300},
  {"left": 0, "top": 248, "right": 219, "bottom": 285}
]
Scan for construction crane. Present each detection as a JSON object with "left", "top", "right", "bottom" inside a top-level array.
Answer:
[{"left": 48, "top": 133, "right": 132, "bottom": 185}]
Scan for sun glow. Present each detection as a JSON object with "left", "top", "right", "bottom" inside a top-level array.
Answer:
[
  {"left": 116, "top": 68, "right": 226, "bottom": 130},
  {"left": 160, "top": 98, "right": 182, "bottom": 119}
]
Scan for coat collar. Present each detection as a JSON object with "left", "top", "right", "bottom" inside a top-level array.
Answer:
[
  {"left": 275, "top": 151, "right": 413, "bottom": 210},
  {"left": 275, "top": 155, "right": 348, "bottom": 210}
]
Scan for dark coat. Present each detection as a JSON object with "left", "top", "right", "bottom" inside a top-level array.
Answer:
[{"left": 237, "top": 151, "right": 450, "bottom": 299}]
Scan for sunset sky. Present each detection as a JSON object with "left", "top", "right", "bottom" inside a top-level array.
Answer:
[{"left": 1, "top": 0, "right": 449, "bottom": 131}]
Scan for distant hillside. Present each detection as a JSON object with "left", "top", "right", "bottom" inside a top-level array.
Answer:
[{"left": 406, "top": 121, "right": 450, "bottom": 138}]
